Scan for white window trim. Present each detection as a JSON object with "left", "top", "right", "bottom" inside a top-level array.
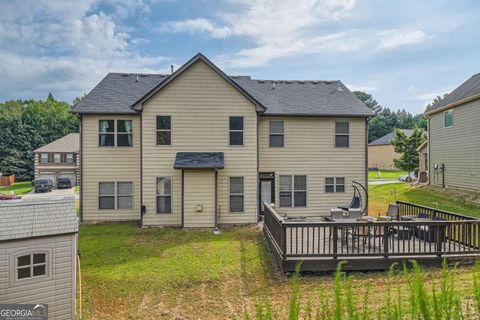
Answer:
[
  {"left": 156, "top": 115, "right": 172, "bottom": 146},
  {"left": 279, "top": 175, "right": 307, "bottom": 208},
  {"left": 66, "top": 153, "right": 74, "bottom": 164},
  {"left": 99, "top": 120, "right": 133, "bottom": 147},
  {"left": 269, "top": 120, "right": 284, "bottom": 148},
  {"left": 444, "top": 109, "right": 453, "bottom": 128},
  {"left": 53, "top": 153, "right": 61, "bottom": 164},
  {"left": 156, "top": 177, "right": 172, "bottom": 214},
  {"left": 229, "top": 176, "right": 245, "bottom": 213},
  {"left": 229, "top": 116, "right": 245, "bottom": 147},
  {"left": 98, "top": 182, "right": 133, "bottom": 210},
  {"left": 40, "top": 153, "right": 48, "bottom": 164},
  {"left": 334, "top": 121, "right": 350, "bottom": 148}
]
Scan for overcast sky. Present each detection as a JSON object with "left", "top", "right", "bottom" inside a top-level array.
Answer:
[{"left": 1, "top": 0, "right": 479, "bottom": 114}]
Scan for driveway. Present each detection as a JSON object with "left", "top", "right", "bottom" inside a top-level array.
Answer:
[
  {"left": 24, "top": 187, "right": 77, "bottom": 199},
  {"left": 368, "top": 179, "right": 404, "bottom": 185}
]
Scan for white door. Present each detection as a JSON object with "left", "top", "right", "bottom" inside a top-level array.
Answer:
[{"left": 260, "top": 180, "right": 272, "bottom": 212}]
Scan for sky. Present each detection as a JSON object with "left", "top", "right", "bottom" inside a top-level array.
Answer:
[{"left": 1, "top": 0, "right": 479, "bottom": 114}]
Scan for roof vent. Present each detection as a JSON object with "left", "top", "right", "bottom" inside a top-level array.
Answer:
[
  {"left": 298, "top": 81, "right": 305, "bottom": 84},
  {"left": 286, "top": 80, "right": 292, "bottom": 84},
  {"left": 272, "top": 81, "right": 276, "bottom": 90},
  {"left": 325, "top": 81, "right": 332, "bottom": 85},
  {"left": 336, "top": 81, "right": 344, "bottom": 92},
  {"left": 170, "top": 65, "right": 174, "bottom": 74},
  {"left": 136, "top": 75, "right": 139, "bottom": 83}
]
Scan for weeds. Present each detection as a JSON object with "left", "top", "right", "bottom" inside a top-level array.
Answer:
[{"left": 241, "top": 260, "right": 480, "bottom": 319}]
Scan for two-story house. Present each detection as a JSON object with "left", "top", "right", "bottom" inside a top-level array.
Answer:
[
  {"left": 34, "top": 133, "right": 80, "bottom": 187},
  {"left": 425, "top": 73, "right": 480, "bottom": 190},
  {"left": 72, "top": 53, "right": 373, "bottom": 228}
]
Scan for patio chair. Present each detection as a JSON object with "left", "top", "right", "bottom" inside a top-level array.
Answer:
[
  {"left": 348, "top": 209, "right": 362, "bottom": 220},
  {"left": 416, "top": 217, "right": 446, "bottom": 242},
  {"left": 329, "top": 208, "right": 344, "bottom": 221},
  {"left": 379, "top": 203, "right": 399, "bottom": 221}
]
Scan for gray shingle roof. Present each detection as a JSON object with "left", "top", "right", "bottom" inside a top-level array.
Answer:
[
  {"left": 34, "top": 133, "right": 80, "bottom": 153},
  {"left": 369, "top": 129, "right": 414, "bottom": 146},
  {"left": 174, "top": 152, "right": 224, "bottom": 169},
  {"left": 71, "top": 55, "right": 373, "bottom": 117},
  {"left": 0, "top": 196, "right": 78, "bottom": 242},
  {"left": 427, "top": 73, "right": 480, "bottom": 114}
]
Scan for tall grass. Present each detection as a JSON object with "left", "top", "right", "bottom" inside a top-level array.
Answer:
[{"left": 242, "top": 260, "right": 480, "bottom": 320}]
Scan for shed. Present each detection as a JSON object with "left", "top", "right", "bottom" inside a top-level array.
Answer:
[{"left": 0, "top": 196, "right": 78, "bottom": 320}]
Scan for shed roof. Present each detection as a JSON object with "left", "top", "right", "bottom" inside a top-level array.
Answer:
[
  {"left": 34, "top": 133, "right": 79, "bottom": 153},
  {"left": 368, "top": 129, "right": 414, "bottom": 146},
  {"left": 174, "top": 152, "right": 224, "bottom": 169},
  {"left": 426, "top": 73, "right": 480, "bottom": 114},
  {"left": 71, "top": 53, "right": 373, "bottom": 117},
  {"left": 0, "top": 196, "right": 78, "bottom": 242}
]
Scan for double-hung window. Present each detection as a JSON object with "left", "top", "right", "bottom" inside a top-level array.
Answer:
[
  {"left": 40, "top": 153, "right": 48, "bottom": 164},
  {"left": 279, "top": 175, "right": 307, "bottom": 207},
  {"left": 53, "top": 153, "right": 61, "bottom": 164},
  {"left": 229, "top": 177, "right": 244, "bottom": 213},
  {"left": 335, "top": 122, "right": 349, "bottom": 148},
  {"left": 444, "top": 110, "right": 453, "bottom": 127},
  {"left": 99, "top": 182, "right": 133, "bottom": 210},
  {"left": 325, "top": 177, "right": 345, "bottom": 193},
  {"left": 269, "top": 121, "right": 284, "bottom": 147},
  {"left": 156, "top": 177, "right": 172, "bottom": 213},
  {"left": 66, "top": 153, "right": 74, "bottom": 164},
  {"left": 99, "top": 120, "right": 132, "bottom": 147},
  {"left": 16, "top": 253, "right": 47, "bottom": 280},
  {"left": 156, "top": 116, "right": 171, "bottom": 145},
  {"left": 229, "top": 116, "right": 244, "bottom": 146}
]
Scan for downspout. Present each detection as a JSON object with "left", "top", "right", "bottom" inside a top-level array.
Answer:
[
  {"left": 365, "top": 117, "right": 369, "bottom": 215},
  {"left": 428, "top": 116, "right": 431, "bottom": 186},
  {"left": 140, "top": 112, "right": 144, "bottom": 226},
  {"left": 256, "top": 112, "right": 260, "bottom": 222},
  {"left": 79, "top": 114, "right": 83, "bottom": 222},
  {"left": 214, "top": 170, "right": 218, "bottom": 230},
  {"left": 181, "top": 169, "right": 184, "bottom": 228}
]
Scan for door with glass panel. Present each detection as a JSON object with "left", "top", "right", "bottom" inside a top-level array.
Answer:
[{"left": 259, "top": 172, "right": 275, "bottom": 214}]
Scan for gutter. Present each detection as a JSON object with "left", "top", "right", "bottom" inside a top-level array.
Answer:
[{"left": 425, "top": 93, "right": 480, "bottom": 116}]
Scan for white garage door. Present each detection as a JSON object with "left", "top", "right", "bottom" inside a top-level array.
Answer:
[
  {"left": 59, "top": 172, "right": 76, "bottom": 186},
  {"left": 38, "top": 172, "right": 56, "bottom": 185}
]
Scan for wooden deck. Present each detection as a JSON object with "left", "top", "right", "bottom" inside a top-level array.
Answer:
[{"left": 263, "top": 202, "right": 480, "bottom": 272}]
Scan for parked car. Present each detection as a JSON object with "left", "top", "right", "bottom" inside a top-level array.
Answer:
[
  {"left": 35, "top": 179, "right": 53, "bottom": 193},
  {"left": 399, "top": 173, "right": 417, "bottom": 182},
  {"left": 57, "top": 177, "right": 72, "bottom": 189}
]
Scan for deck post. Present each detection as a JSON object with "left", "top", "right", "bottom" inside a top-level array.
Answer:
[
  {"left": 383, "top": 225, "right": 389, "bottom": 258},
  {"left": 333, "top": 226, "right": 338, "bottom": 259},
  {"left": 436, "top": 225, "right": 443, "bottom": 256},
  {"left": 282, "top": 224, "right": 287, "bottom": 255}
]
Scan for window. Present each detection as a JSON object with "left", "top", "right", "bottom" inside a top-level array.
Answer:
[
  {"left": 156, "top": 116, "right": 171, "bottom": 145},
  {"left": 444, "top": 110, "right": 453, "bottom": 127},
  {"left": 40, "top": 153, "right": 48, "bottom": 164},
  {"left": 117, "top": 182, "right": 133, "bottom": 209},
  {"left": 335, "top": 122, "right": 349, "bottom": 148},
  {"left": 325, "top": 177, "right": 345, "bottom": 193},
  {"left": 99, "top": 120, "right": 115, "bottom": 146},
  {"left": 229, "top": 177, "right": 244, "bottom": 213},
  {"left": 66, "top": 154, "right": 74, "bottom": 164},
  {"left": 229, "top": 116, "right": 244, "bottom": 146},
  {"left": 156, "top": 177, "right": 172, "bottom": 213},
  {"left": 16, "top": 253, "right": 47, "bottom": 280},
  {"left": 53, "top": 153, "right": 61, "bottom": 163},
  {"left": 99, "top": 182, "right": 133, "bottom": 210},
  {"left": 280, "top": 175, "right": 307, "bottom": 207},
  {"left": 269, "top": 121, "right": 284, "bottom": 147},
  {"left": 117, "top": 120, "right": 133, "bottom": 147}
]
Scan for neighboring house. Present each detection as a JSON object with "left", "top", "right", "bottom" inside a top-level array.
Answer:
[
  {"left": 0, "top": 197, "right": 78, "bottom": 320},
  {"left": 368, "top": 129, "right": 413, "bottom": 170},
  {"left": 71, "top": 53, "right": 373, "bottom": 228},
  {"left": 34, "top": 133, "right": 80, "bottom": 187},
  {"left": 425, "top": 73, "right": 480, "bottom": 190},
  {"left": 417, "top": 141, "right": 428, "bottom": 183}
]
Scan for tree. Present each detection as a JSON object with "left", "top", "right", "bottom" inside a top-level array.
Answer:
[
  {"left": 425, "top": 94, "right": 448, "bottom": 112},
  {"left": 72, "top": 93, "right": 87, "bottom": 106},
  {"left": 353, "top": 91, "right": 382, "bottom": 114},
  {"left": 390, "top": 128, "right": 426, "bottom": 174}
]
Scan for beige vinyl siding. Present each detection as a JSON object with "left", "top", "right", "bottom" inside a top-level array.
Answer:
[
  {"left": 0, "top": 234, "right": 76, "bottom": 320},
  {"left": 142, "top": 60, "right": 258, "bottom": 226},
  {"left": 259, "top": 117, "right": 366, "bottom": 216},
  {"left": 81, "top": 115, "right": 141, "bottom": 221},
  {"left": 368, "top": 144, "right": 400, "bottom": 170},
  {"left": 183, "top": 170, "right": 215, "bottom": 227},
  {"left": 429, "top": 100, "right": 480, "bottom": 190}
]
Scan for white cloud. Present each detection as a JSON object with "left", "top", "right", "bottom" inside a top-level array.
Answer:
[
  {"left": 0, "top": 0, "right": 170, "bottom": 101},
  {"left": 378, "top": 29, "right": 429, "bottom": 49},
  {"left": 160, "top": 18, "right": 231, "bottom": 39}
]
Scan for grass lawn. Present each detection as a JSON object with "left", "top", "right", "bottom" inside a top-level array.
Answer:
[
  {"left": 369, "top": 182, "right": 480, "bottom": 217},
  {"left": 0, "top": 181, "right": 33, "bottom": 195},
  {"left": 79, "top": 223, "right": 477, "bottom": 319},
  {"left": 368, "top": 170, "right": 407, "bottom": 180}
]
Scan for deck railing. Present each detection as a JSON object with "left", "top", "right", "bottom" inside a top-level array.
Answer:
[{"left": 263, "top": 202, "right": 480, "bottom": 264}]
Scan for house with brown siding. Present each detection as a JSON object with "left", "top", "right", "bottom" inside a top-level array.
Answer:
[
  {"left": 34, "top": 133, "right": 80, "bottom": 187},
  {"left": 368, "top": 129, "right": 413, "bottom": 170},
  {"left": 425, "top": 73, "right": 480, "bottom": 190},
  {"left": 71, "top": 53, "right": 373, "bottom": 228}
]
